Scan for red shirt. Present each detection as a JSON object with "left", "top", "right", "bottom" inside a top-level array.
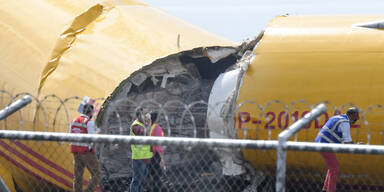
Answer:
[
  {"left": 132, "top": 124, "right": 145, "bottom": 136},
  {"left": 150, "top": 124, "right": 164, "bottom": 155}
]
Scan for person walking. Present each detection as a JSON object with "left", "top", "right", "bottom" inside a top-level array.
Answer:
[
  {"left": 315, "top": 107, "right": 360, "bottom": 192},
  {"left": 130, "top": 108, "right": 153, "bottom": 192},
  {"left": 148, "top": 112, "right": 166, "bottom": 192},
  {"left": 69, "top": 103, "right": 101, "bottom": 192}
]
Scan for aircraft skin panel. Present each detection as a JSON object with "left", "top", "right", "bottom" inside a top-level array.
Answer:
[
  {"left": 11, "top": 141, "right": 74, "bottom": 180},
  {"left": 0, "top": 0, "right": 93, "bottom": 94},
  {"left": 0, "top": 156, "right": 16, "bottom": 192},
  {"left": 261, "top": 15, "right": 384, "bottom": 53},
  {"left": 38, "top": 3, "right": 235, "bottom": 99},
  {"left": 239, "top": 53, "right": 375, "bottom": 105},
  {"left": 0, "top": 139, "right": 99, "bottom": 191},
  {"left": 1, "top": 0, "right": 235, "bottom": 97},
  {"left": 0, "top": 139, "right": 73, "bottom": 190}
]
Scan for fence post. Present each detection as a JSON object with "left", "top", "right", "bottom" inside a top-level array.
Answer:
[
  {"left": 276, "top": 103, "right": 327, "bottom": 192},
  {"left": 0, "top": 95, "right": 32, "bottom": 120},
  {"left": 0, "top": 176, "right": 10, "bottom": 192}
]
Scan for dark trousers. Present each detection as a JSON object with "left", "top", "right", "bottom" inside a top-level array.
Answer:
[
  {"left": 148, "top": 153, "right": 164, "bottom": 192},
  {"left": 130, "top": 159, "right": 149, "bottom": 192}
]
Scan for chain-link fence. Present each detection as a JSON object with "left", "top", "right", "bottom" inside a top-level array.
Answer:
[
  {"left": 1, "top": 91, "right": 384, "bottom": 191},
  {"left": 0, "top": 131, "right": 278, "bottom": 192},
  {"left": 1, "top": 130, "right": 384, "bottom": 192}
]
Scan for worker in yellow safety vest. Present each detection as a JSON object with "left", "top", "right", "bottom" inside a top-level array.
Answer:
[{"left": 129, "top": 107, "right": 153, "bottom": 192}]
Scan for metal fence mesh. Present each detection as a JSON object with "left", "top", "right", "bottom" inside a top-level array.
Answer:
[
  {"left": 0, "top": 138, "right": 278, "bottom": 192},
  {"left": 2, "top": 137, "right": 384, "bottom": 192},
  {"left": 284, "top": 151, "right": 384, "bottom": 192}
]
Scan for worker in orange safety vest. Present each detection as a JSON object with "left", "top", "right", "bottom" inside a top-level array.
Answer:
[
  {"left": 69, "top": 103, "right": 101, "bottom": 192},
  {"left": 148, "top": 111, "right": 166, "bottom": 192}
]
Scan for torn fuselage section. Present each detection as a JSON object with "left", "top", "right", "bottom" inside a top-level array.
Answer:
[
  {"left": 98, "top": 46, "right": 240, "bottom": 137},
  {"left": 96, "top": 39, "right": 259, "bottom": 187},
  {"left": 207, "top": 50, "right": 255, "bottom": 176}
]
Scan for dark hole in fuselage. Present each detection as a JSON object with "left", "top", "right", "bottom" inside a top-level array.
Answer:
[{"left": 179, "top": 54, "right": 237, "bottom": 80}]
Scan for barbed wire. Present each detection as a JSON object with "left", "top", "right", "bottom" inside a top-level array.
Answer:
[
  {"left": 1, "top": 90, "right": 384, "bottom": 144},
  {"left": 2, "top": 91, "right": 384, "bottom": 191}
]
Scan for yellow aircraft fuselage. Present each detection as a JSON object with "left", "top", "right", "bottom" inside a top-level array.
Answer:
[
  {"left": 235, "top": 15, "right": 384, "bottom": 187},
  {"left": 0, "top": 0, "right": 234, "bottom": 191},
  {"left": 2, "top": 0, "right": 384, "bottom": 190}
]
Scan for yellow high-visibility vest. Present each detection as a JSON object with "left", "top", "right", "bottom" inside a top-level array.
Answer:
[{"left": 130, "top": 120, "right": 153, "bottom": 159}]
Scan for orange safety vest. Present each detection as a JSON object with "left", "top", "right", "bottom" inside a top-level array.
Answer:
[
  {"left": 150, "top": 123, "right": 165, "bottom": 154},
  {"left": 70, "top": 115, "right": 94, "bottom": 153}
]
